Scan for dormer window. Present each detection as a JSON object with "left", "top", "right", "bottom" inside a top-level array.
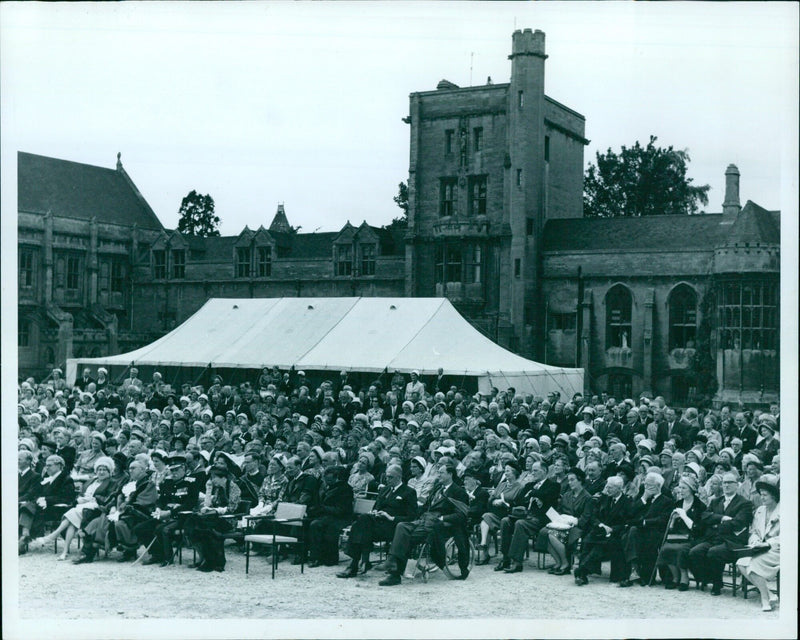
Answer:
[
  {"left": 172, "top": 249, "right": 185, "bottom": 279},
  {"left": 236, "top": 247, "right": 251, "bottom": 278},
  {"left": 361, "top": 244, "right": 376, "bottom": 276},
  {"left": 257, "top": 246, "right": 272, "bottom": 277},
  {"left": 153, "top": 250, "right": 166, "bottom": 279},
  {"left": 335, "top": 245, "right": 352, "bottom": 276}
]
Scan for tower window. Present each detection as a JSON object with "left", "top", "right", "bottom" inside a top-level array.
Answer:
[
  {"left": 468, "top": 175, "right": 487, "bottom": 216},
  {"left": 518, "top": 91, "right": 524, "bottom": 108},
  {"left": 446, "top": 246, "right": 463, "bottom": 283},
  {"left": 19, "top": 249, "right": 35, "bottom": 289},
  {"left": 514, "top": 258, "right": 521, "bottom": 278},
  {"left": 445, "top": 129, "right": 455, "bottom": 155},
  {"left": 526, "top": 218, "right": 534, "bottom": 236},
  {"left": 473, "top": 127, "right": 483, "bottom": 152},
  {"left": 544, "top": 136, "right": 550, "bottom": 162},
  {"left": 516, "top": 169, "right": 523, "bottom": 187},
  {"left": 466, "top": 244, "right": 482, "bottom": 284},
  {"left": 439, "top": 177, "right": 458, "bottom": 217},
  {"left": 435, "top": 245, "right": 463, "bottom": 284}
]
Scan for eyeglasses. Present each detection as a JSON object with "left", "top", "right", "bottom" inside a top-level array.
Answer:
[{"left": 722, "top": 481, "right": 738, "bottom": 485}]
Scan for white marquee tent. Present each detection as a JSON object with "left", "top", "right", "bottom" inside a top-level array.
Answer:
[{"left": 67, "top": 297, "right": 584, "bottom": 397}]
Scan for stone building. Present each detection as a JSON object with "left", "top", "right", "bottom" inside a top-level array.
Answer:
[
  {"left": 130, "top": 207, "right": 405, "bottom": 334},
  {"left": 404, "top": 28, "right": 587, "bottom": 358},
  {"left": 17, "top": 151, "right": 165, "bottom": 378},
  {"left": 17, "top": 152, "right": 404, "bottom": 377},
  {"left": 540, "top": 165, "right": 780, "bottom": 406},
  {"left": 402, "top": 29, "right": 780, "bottom": 407}
]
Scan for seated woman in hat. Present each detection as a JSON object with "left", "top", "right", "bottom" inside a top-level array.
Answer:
[
  {"left": 629, "top": 454, "right": 656, "bottom": 499},
  {"left": 19, "top": 454, "right": 76, "bottom": 553},
  {"left": 348, "top": 451, "right": 377, "bottom": 498},
  {"left": 74, "top": 431, "right": 107, "bottom": 477},
  {"left": 366, "top": 396, "right": 384, "bottom": 424},
  {"left": 302, "top": 446, "right": 326, "bottom": 480},
  {"left": 544, "top": 466, "right": 593, "bottom": 575},
  {"left": 406, "top": 455, "right": 435, "bottom": 507},
  {"left": 31, "top": 456, "right": 116, "bottom": 560},
  {"left": 185, "top": 452, "right": 243, "bottom": 572},
  {"left": 307, "top": 465, "right": 354, "bottom": 567},
  {"left": 754, "top": 418, "right": 779, "bottom": 467},
  {"left": 737, "top": 474, "right": 780, "bottom": 611},
  {"left": 254, "top": 455, "right": 289, "bottom": 514},
  {"left": 475, "top": 460, "right": 527, "bottom": 565},
  {"left": 656, "top": 473, "right": 706, "bottom": 590},
  {"left": 702, "top": 440, "right": 722, "bottom": 475}
]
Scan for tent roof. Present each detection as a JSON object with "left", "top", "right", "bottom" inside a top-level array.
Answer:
[{"left": 71, "top": 297, "right": 583, "bottom": 394}]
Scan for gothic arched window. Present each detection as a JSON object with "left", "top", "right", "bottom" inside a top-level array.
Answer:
[
  {"left": 606, "top": 285, "right": 632, "bottom": 349},
  {"left": 669, "top": 285, "right": 698, "bottom": 350}
]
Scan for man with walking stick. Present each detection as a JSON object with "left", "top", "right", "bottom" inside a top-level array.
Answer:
[{"left": 618, "top": 472, "right": 672, "bottom": 587}]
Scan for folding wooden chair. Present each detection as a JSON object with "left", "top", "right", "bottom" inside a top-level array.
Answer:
[{"left": 244, "top": 502, "right": 307, "bottom": 578}]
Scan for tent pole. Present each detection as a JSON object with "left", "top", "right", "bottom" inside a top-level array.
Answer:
[
  {"left": 193, "top": 363, "right": 211, "bottom": 387},
  {"left": 113, "top": 363, "right": 132, "bottom": 385}
]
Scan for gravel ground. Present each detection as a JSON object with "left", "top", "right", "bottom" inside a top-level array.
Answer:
[{"left": 16, "top": 544, "right": 780, "bottom": 621}]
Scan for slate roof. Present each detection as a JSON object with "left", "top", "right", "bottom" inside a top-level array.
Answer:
[
  {"left": 185, "top": 235, "right": 236, "bottom": 263},
  {"left": 287, "top": 232, "right": 337, "bottom": 259},
  {"left": 544, "top": 213, "right": 730, "bottom": 252},
  {"left": 723, "top": 201, "right": 781, "bottom": 246},
  {"left": 18, "top": 152, "right": 164, "bottom": 231}
]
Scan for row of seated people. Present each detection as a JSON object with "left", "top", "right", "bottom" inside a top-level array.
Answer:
[
  {"left": 469, "top": 460, "right": 779, "bottom": 612},
  {"left": 19, "top": 448, "right": 780, "bottom": 611},
  {"left": 19, "top": 449, "right": 471, "bottom": 580}
]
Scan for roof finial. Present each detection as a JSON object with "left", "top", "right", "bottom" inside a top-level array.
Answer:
[{"left": 116, "top": 152, "right": 122, "bottom": 170}]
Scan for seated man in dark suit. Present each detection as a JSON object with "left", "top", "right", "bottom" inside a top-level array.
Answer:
[
  {"left": 688, "top": 471, "right": 753, "bottom": 595},
  {"left": 495, "top": 460, "right": 560, "bottom": 573},
  {"left": 574, "top": 475, "right": 631, "bottom": 585},
  {"left": 337, "top": 464, "right": 417, "bottom": 578},
  {"left": 464, "top": 472, "right": 490, "bottom": 528},
  {"left": 279, "top": 455, "right": 321, "bottom": 564},
  {"left": 618, "top": 471, "right": 673, "bottom": 587},
  {"left": 19, "top": 454, "right": 76, "bottom": 553},
  {"left": 379, "top": 462, "right": 470, "bottom": 585}
]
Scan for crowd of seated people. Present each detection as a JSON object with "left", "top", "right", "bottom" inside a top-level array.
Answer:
[{"left": 17, "top": 365, "right": 781, "bottom": 609}]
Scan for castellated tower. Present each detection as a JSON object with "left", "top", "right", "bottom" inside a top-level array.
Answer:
[{"left": 404, "top": 29, "right": 586, "bottom": 359}]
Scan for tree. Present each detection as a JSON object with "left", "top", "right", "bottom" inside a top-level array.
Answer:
[
  {"left": 583, "top": 136, "right": 710, "bottom": 218},
  {"left": 380, "top": 181, "right": 409, "bottom": 253},
  {"left": 393, "top": 181, "right": 409, "bottom": 218},
  {"left": 177, "top": 190, "right": 220, "bottom": 236}
]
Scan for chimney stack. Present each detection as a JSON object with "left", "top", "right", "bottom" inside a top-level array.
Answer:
[{"left": 722, "top": 164, "right": 741, "bottom": 216}]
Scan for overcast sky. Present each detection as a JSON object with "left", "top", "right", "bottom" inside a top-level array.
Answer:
[{"left": 2, "top": 2, "right": 798, "bottom": 234}]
